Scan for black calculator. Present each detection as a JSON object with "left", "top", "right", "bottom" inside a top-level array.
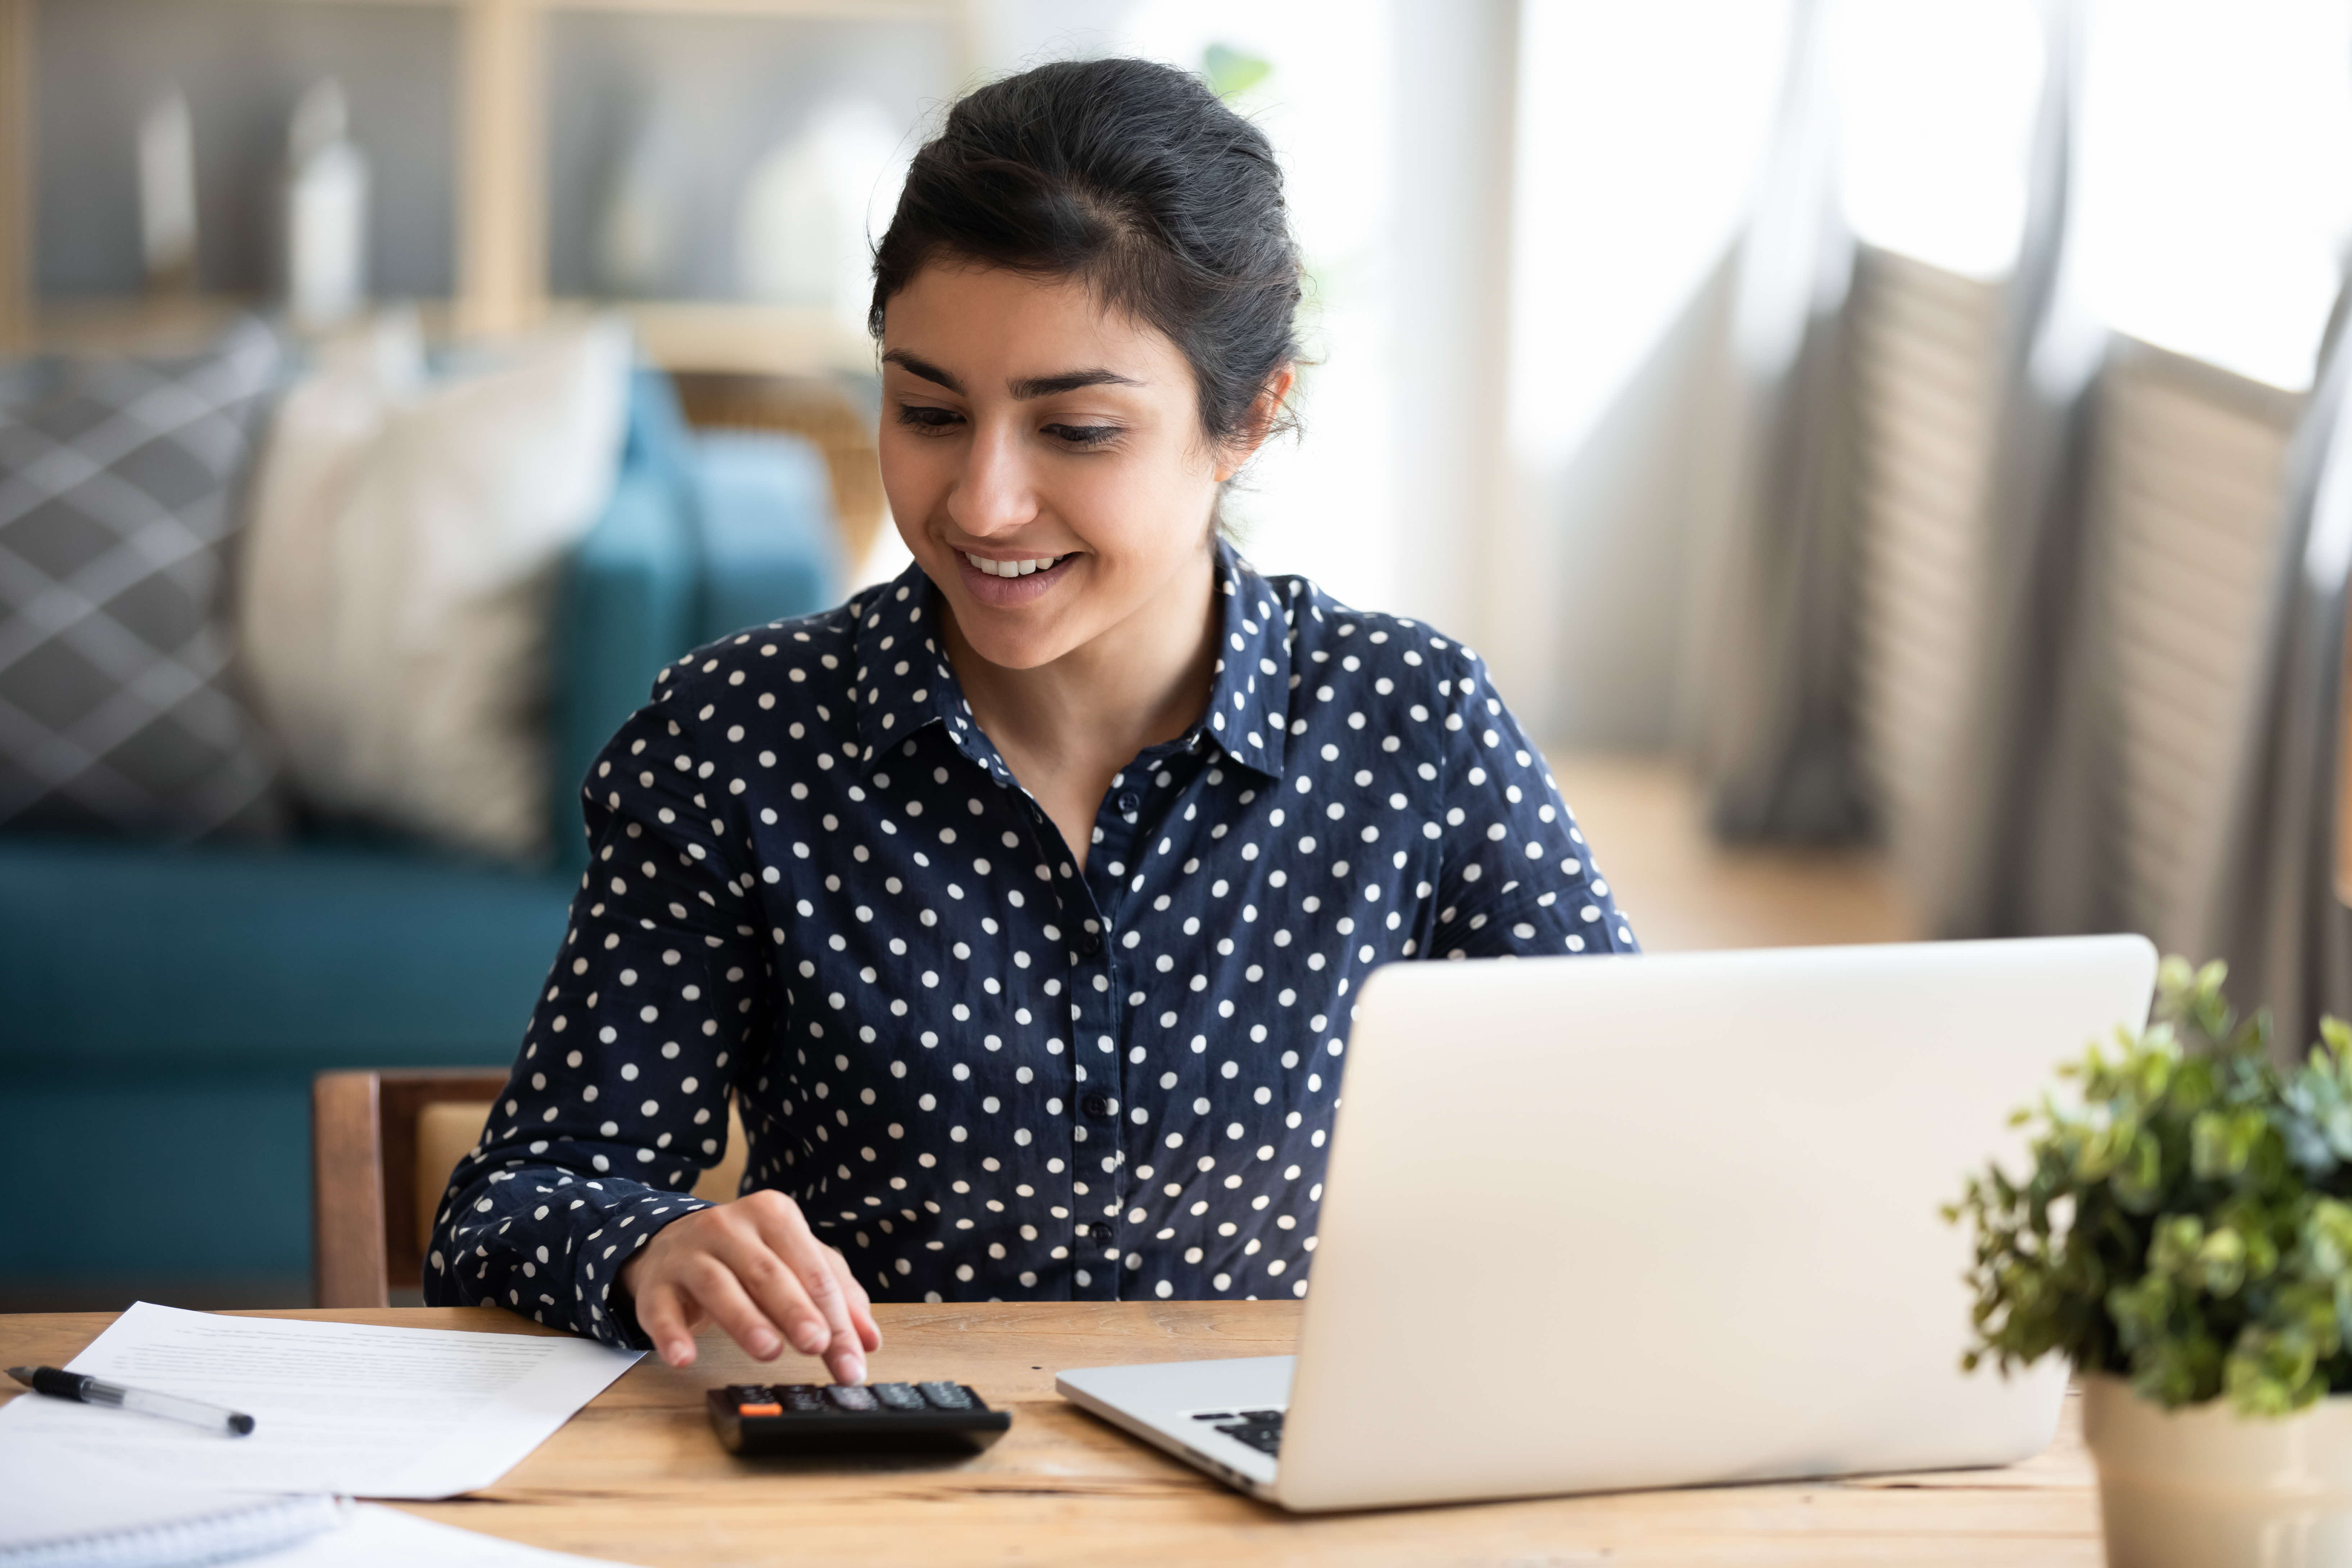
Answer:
[{"left": 707, "top": 1381, "right": 1012, "bottom": 1455}]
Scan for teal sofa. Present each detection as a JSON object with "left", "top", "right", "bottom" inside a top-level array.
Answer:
[{"left": 0, "top": 371, "right": 842, "bottom": 1300}]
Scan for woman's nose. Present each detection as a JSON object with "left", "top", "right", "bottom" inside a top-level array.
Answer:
[{"left": 948, "top": 424, "right": 1037, "bottom": 538}]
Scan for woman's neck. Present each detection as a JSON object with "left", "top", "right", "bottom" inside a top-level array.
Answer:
[{"left": 941, "top": 542, "right": 1221, "bottom": 819}]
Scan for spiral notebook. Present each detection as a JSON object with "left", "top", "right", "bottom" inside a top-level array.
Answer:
[
  {"left": 0, "top": 1443, "right": 347, "bottom": 1567},
  {"left": 0, "top": 1443, "right": 637, "bottom": 1568}
]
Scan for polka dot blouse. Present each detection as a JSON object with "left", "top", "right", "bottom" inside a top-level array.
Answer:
[{"left": 425, "top": 541, "right": 1639, "bottom": 1346}]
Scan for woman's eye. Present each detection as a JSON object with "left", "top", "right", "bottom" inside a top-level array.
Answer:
[
  {"left": 1044, "top": 423, "right": 1120, "bottom": 449},
  {"left": 895, "top": 404, "right": 963, "bottom": 434}
]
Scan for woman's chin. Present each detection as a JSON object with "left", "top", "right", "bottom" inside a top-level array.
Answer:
[{"left": 950, "top": 617, "right": 1078, "bottom": 672}]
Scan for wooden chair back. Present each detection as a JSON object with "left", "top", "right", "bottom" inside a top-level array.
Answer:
[{"left": 312, "top": 1068, "right": 749, "bottom": 1307}]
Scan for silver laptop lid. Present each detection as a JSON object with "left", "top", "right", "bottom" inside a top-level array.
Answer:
[{"left": 1274, "top": 935, "right": 2155, "bottom": 1511}]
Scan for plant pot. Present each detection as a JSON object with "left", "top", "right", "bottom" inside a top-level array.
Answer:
[{"left": 2084, "top": 1373, "right": 2352, "bottom": 1567}]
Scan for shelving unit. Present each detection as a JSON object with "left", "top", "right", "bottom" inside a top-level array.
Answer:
[
  {"left": 0, "top": 0, "right": 970, "bottom": 371},
  {"left": 0, "top": 0, "right": 30, "bottom": 355}
]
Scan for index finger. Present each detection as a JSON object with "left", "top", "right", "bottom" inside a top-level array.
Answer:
[
  {"left": 835, "top": 1252, "right": 882, "bottom": 1353},
  {"left": 747, "top": 1203, "right": 865, "bottom": 1383}
]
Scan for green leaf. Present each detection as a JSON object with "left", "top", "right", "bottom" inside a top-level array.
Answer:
[
  {"left": 1200, "top": 44, "right": 1274, "bottom": 101},
  {"left": 1949, "top": 955, "right": 2352, "bottom": 1414},
  {"left": 2323, "top": 1016, "right": 2352, "bottom": 1059}
]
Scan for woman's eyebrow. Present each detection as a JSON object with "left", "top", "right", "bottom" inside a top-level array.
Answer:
[
  {"left": 882, "top": 350, "right": 963, "bottom": 392},
  {"left": 1008, "top": 368, "right": 1144, "bottom": 399},
  {"left": 884, "top": 351, "right": 1144, "bottom": 400}
]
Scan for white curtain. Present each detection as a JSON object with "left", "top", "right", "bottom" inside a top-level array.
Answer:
[
  {"left": 1692, "top": 0, "right": 1871, "bottom": 841},
  {"left": 1935, "top": 0, "right": 2117, "bottom": 938},
  {"left": 2208, "top": 271, "right": 2352, "bottom": 1056}
]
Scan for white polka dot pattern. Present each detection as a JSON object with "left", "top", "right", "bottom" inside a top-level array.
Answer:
[{"left": 425, "top": 542, "right": 1637, "bottom": 1343}]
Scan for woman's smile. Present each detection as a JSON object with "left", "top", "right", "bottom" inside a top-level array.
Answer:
[{"left": 955, "top": 549, "right": 1083, "bottom": 608}]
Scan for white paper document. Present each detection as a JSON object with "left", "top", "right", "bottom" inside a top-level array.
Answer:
[{"left": 0, "top": 1303, "right": 640, "bottom": 1499}]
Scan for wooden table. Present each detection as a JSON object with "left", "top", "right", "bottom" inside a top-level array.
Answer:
[{"left": 0, "top": 1304, "right": 2103, "bottom": 1567}]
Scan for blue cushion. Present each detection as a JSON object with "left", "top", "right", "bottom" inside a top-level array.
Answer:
[
  {"left": 0, "top": 835, "right": 572, "bottom": 1076},
  {"left": 618, "top": 363, "right": 697, "bottom": 495},
  {"left": 548, "top": 462, "right": 698, "bottom": 872},
  {"left": 544, "top": 383, "right": 840, "bottom": 869},
  {"left": 689, "top": 429, "right": 844, "bottom": 645}
]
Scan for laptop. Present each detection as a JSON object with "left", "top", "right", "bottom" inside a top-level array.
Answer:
[{"left": 1057, "top": 935, "right": 2157, "bottom": 1513}]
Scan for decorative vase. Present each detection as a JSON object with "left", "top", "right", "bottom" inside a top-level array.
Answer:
[
  {"left": 2083, "top": 1373, "right": 2352, "bottom": 1567},
  {"left": 138, "top": 87, "right": 198, "bottom": 293},
  {"left": 283, "top": 78, "right": 369, "bottom": 328}
]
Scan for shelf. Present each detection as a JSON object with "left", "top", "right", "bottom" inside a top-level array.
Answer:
[
  {"left": 612, "top": 301, "right": 873, "bottom": 378},
  {"left": 28, "top": 294, "right": 873, "bottom": 380},
  {"left": 0, "top": 0, "right": 969, "bottom": 354}
]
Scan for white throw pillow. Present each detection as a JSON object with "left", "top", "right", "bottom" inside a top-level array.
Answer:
[{"left": 237, "top": 311, "right": 631, "bottom": 862}]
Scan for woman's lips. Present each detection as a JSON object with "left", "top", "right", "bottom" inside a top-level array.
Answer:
[{"left": 954, "top": 550, "right": 1080, "bottom": 607}]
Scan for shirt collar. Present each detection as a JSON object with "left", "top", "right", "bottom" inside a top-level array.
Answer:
[
  {"left": 1198, "top": 537, "right": 1291, "bottom": 780},
  {"left": 848, "top": 538, "right": 1293, "bottom": 783},
  {"left": 846, "top": 562, "right": 983, "bottom": 777}
]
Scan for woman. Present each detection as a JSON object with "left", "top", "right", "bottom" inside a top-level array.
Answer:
[{"left": 427, "top": 57, "right": 1636, "bottom": 1384}]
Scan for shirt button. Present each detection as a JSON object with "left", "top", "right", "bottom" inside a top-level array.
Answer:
[
  {"left": 1082, "top": 1093, "right": 1114, "bottom": 1118},
  {"left": 1090, "top": 1222, "right": 1114, "bottom": 1244},
  {"left": 1116, "top": 791, "right": 1140, "bottom": 814},
  {"left": 1079, "top": 929, "right": 1103, "bottom": 957}
]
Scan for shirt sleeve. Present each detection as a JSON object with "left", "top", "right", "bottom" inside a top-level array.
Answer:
[
  {"left": 423, "top": 676, "right": 775, "bottom": 1347},
  {"left": 1425, "top": 649, "right": 1639, "bottom": 960}
]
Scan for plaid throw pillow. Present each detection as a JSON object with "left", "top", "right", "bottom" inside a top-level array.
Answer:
[{"left": 0, "top": 318, "right": 288, "bottom": 838}]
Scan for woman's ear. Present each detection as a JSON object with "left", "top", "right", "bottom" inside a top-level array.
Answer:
[{"left": 1214, "top": 365, "right": 1299, "bottom": 482}]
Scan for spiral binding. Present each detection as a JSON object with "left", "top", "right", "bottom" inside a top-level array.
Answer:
[{"left": 1, "top": 1492, "right": 350, "bottom": 1568}]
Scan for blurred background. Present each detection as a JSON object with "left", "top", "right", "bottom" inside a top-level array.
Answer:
[{"left": 3, "top": 0, "right": 2349, "bottom": 1310}]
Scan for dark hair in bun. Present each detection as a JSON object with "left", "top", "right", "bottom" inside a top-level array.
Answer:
[{"left": 871, "top": 57, "right": 1303, "bottom": 448}]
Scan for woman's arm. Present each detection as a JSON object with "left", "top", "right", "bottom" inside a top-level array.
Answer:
[
  {"left": 424, "top": 670, "right": 872, "bottom": 1377},
  {"left": 1424, "top": 650, "right": 1639, "bottom": 960}
]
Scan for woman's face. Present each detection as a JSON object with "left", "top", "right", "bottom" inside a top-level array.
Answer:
[{"left": 877, "top": 262, "right": 1241, "bottom": 671}]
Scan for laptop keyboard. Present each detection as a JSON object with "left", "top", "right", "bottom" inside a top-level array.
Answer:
[{"left": 1189, "top": 1407, "right": 1285, "bottom": 1456}]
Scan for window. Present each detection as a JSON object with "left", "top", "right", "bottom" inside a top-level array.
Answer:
[
  {"left": 1113, "top": 1, "right": 1404, "bottom": 612},
  {"left": 2073, "top": 0, "right": 2352, "bottom": 392},
  {"left": 1831, "top": 0, "right": 2044, "bottom": 282},
  {"left": 1510, "top": 0, "right": 1792, "bottom": 470}
]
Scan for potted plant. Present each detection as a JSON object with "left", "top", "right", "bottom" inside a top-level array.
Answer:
[{"left": 1951, "top": 956, "right": 2352, "bottom": 1568}]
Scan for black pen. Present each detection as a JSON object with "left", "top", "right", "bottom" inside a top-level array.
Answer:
[{"left": 7, "top": 1364, "right": 256, "bottom": 1436}]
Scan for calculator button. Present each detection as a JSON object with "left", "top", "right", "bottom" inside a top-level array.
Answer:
[
  {"left": 917, "top": 1380, "right": 974, "bottom": 1409},
  {"left": 736, "top": 1401, "right": 782, "bottom": 1416},
  {"left": 1239, "top": 1409, "right": 1285, "bottom": 1423},
  {"left": 825, "top": 1384, "right": 880, "bottom": 1411},
  {"left": 780, "top": 1385, "right": 827, "bottom": 1412},
  {"left": 1189, "top": 1410, "right": 1234, "bottom": 1421},
  {"left": 869, "top": 1383, "right": 925, "bottom": 1411}
]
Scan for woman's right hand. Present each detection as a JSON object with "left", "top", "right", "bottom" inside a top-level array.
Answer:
[{"left": 617, "top": 1190, "right": 880, "bottom": 1383}]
